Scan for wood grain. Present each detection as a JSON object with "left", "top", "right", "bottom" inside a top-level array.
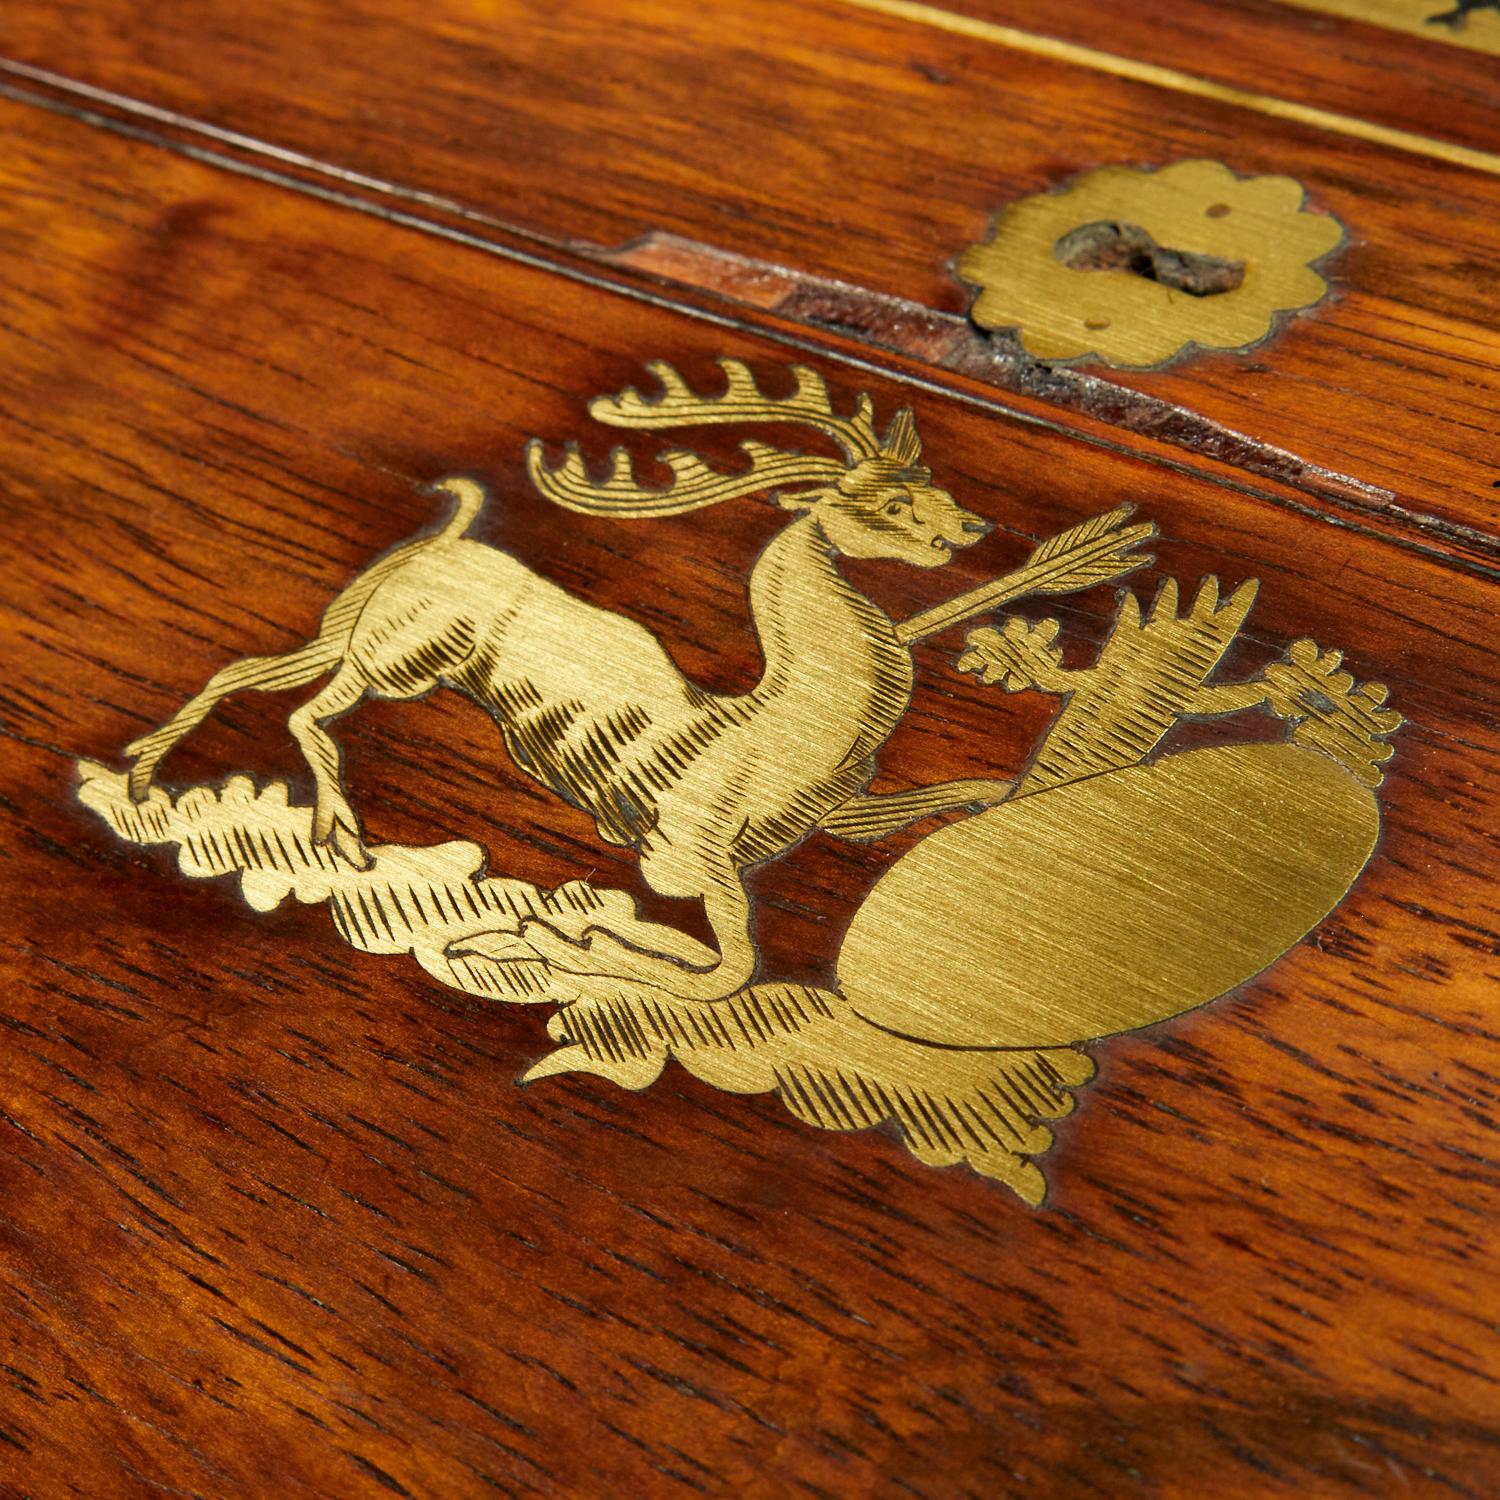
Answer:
[
  {"left": 879, "top": 0, "right": 1500, "bottom": 154},
  {"left": 2, "top": 95, "right": 1499, "bottom": 1497},
  {"left": 1, "top": 0, "right": 1498, "bottom": 551}
]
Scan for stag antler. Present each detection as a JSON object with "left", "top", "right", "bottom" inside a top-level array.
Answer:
[
  {"left": 526, "top": 359, "right": 911, "bottom": 517},
  {"left": 525, "top": 440, "right": 845, "bottom": 518},
  {"left": 595, "top": 359, "right": 884, "bottom": 458}
]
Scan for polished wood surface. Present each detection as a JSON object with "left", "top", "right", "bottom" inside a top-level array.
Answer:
[
  {"left": 912, "top": 0, "right": 1500, "bottom": 151},
  {"left": 2, "top": 0, "right": 1499, "bottom": 545},
  {"left": 1, "top": 7, "right": 1498, "bottom": 1497}
]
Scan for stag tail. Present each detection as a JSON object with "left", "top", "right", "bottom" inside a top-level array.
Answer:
[
  {"left": 526, "top": 359, "right": 915, "bottom": 518},
  {"left": 124, "top": 476, "right": 493, "bottom": 803},
  {"left": 427, "top": 475, "right": 489, "bottom": 539}
]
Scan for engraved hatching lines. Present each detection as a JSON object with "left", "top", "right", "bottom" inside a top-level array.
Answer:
[
  {"left": 772, "top": 1052, "right": 1083, "bottom": 1150},
  {"left": 1023, "top": 577, "right": 1257, "bottom": 792},
  {"left": 547, "top": 978, "right": 1093, "bottom": 1198},
  {"left": 76, "top": 760, "right": 1100, "bottom": 1202},
  {"left": 552, "top": 984, "right": 841, "bottom": 1062}
]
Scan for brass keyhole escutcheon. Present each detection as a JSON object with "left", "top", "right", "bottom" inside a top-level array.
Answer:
[
  {"left": 1054, "top": 220, "right": 1246, "bottom": 299},
  {"left": 959, "top": 159, "right": 1344, "bottom": 369}
]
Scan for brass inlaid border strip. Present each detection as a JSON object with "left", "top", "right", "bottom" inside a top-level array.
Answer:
[
  {"left": 1279, "top": 0, "right": 1500, "bottom": 58},
  {"left": 841, "top": 0, "right": 1500, "bottom": 178}
]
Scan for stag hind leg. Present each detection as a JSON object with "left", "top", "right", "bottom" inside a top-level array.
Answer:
[
  {"left": 287, "top": 665, "right": 372, "bottom": 870},
  {"left": 123, "top": 526, "right": 439, "bottom": 804},
  {"left": 126, "top": 639, "right": 340, "bottom": 801},
  {"left": 516, "top": 852, "right": 757, "bottom": 1002}
]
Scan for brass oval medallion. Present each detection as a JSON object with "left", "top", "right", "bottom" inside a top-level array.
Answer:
[{"left": 839, "top": 742, "right": 1380, "bottom": 1050}]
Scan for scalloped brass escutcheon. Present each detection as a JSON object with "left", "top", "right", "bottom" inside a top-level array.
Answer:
[{"left": 958, "top": 159, "right": 1344, "bottom": 369}]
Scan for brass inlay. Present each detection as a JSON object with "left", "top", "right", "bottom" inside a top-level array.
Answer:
[
  {"left": 1280, "top": 0, "right": 1500, "bottom": 56},
  {"left": 960, "top": 160, "right": 1343, "bottom": 368},
  {"left": 840, "top": 0, "right": 1500, "bottom": 178},
  {"left": 86, "top": 361, "right": 1401, "bottom": 1203}
]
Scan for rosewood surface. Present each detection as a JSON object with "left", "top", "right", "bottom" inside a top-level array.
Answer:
[
  {"left": 1, "top": 8, "right": 1499, "bottom": 1499},
  {"left": 2, "top": 94, "right": 1499, "bottom": 1497},
  {"left": 908, "top": 0, "right": 1500, "bottom": 152},
  {"left": 1, "top": 0, "right": 1498, "bottom": 542}
]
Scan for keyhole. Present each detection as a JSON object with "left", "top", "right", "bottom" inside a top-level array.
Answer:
[{"left": 1055, "top": 221, "right": 1246, "bottom": 297}]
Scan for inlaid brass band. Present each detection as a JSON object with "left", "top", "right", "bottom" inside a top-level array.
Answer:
[
  {"left": 1279, "top": 0, "right": 1500, "bottom": 57},
  {"left": 840, "top": 0, "right": 1500, "bottom": 176}
]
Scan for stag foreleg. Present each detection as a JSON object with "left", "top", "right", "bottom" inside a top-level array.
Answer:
[{"left": 820, "top": 778, "right": 1011, "bottom": 842}]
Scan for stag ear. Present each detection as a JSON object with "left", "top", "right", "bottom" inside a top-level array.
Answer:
[{"left": 879, "top": 408, "right": 923, "bottom": 467}]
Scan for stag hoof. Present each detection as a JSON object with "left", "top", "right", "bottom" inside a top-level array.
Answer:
[
  {"left": 125, "top": 760, "right": 156, "bottom": 804},
  {"left": 313, "top": 799, "right": 372, "bottom": 871},
  {"left": 328, "top": 822, "right": 373, "bottom": 872}
]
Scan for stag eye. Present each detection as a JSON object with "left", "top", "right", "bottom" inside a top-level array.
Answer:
[{"left": 884, "top": 498, "right": 910, "bottom": 518}]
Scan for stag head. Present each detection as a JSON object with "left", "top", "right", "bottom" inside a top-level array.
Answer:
[{"left": 526, "top": 360, "right": 989, "bottom": 569}]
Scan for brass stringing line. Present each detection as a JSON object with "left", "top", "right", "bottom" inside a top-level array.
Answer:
[
  {"left": 838, "top": 0, "right": 1500, "bottom": 179},
  {"left": 1276, "top": 0, "right": 1500, "bottom": 58}
]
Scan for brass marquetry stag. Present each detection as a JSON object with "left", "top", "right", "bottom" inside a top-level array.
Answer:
[
  {"left": 83, "top": 359, "right": 1400, "bottom": 1202},
  {"left": 121, "top": 360, "right": 1149, "bottom": 1005}
]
